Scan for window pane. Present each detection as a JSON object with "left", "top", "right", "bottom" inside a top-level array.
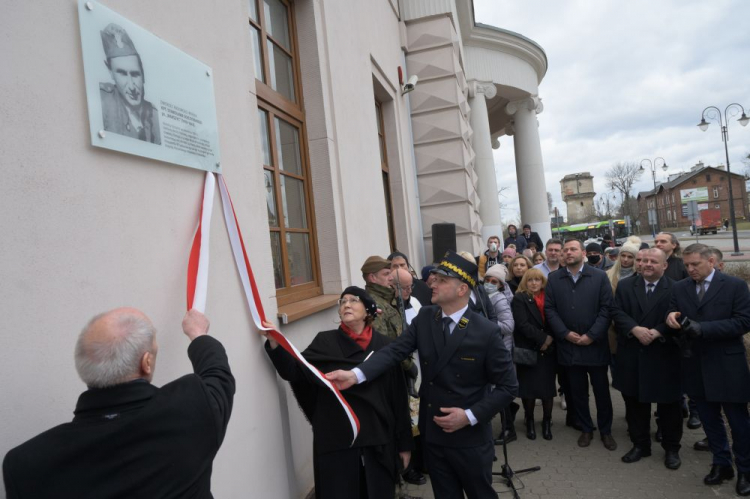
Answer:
[
  {"left": 269, "top": 232, "right": 284, "bottom": 288},
  {"left": 268, "top": 40, "right": 295, "bottom": 102},
  {"left": 274, "top": 117, "right": 302, "bottom": 175},
  {"left": 378, "top": 136, "right": 385, "bottom": 164},
  {"left": 286, "top": 232, "right": 313, "bottom": 285},
  {"left": 249, "top": 0, "right": 258, "bottom": 21},
  {"left": 264, "top": 170, "right": 278, "bottom": 227},
  {"left": 280, "top": 175, "right": 307, "bottom": 229},
  {"left": 258, "top": 109, "right": 271, "bottom": 166},
  {"left": 250, "top": 25, "right": 264, "bottom": 82},
  {"left": 264, "top": 0, "right": 290, "bottom": 50}
]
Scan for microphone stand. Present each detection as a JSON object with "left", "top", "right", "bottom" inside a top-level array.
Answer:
[{"left": 492, "top": 405, "right": 540, "bottom": 498}]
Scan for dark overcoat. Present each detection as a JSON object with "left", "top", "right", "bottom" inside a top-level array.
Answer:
[
  {"left": 3, "top": 336, "right": 235, "bottom": 499},
  {"left": 544, "top": 264, "right": 613, "bottom": 367},
  {"left": 665, "top": 255, "right": 688, "bottom": 281},
  {"left": 359, "top": 305, "right": 518, "bottom": 448},
  {"left": 669, "top": 271, "right": 750, "bottom": 403},
  {"left": 611, "top": 275, "right": 681, "bottom": 402},
  {"left": 511, "top": 292, "right": 557, "bottom": 399}
]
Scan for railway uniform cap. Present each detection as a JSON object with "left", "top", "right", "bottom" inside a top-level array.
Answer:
[{"left": 430, "top": 250, "right": 477, "bottom": 288}]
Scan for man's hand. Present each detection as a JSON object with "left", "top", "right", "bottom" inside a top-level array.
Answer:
[
  {"left": 666, "top": 312, "right": 681, "bottom": 329},
  {"left": 433, "top": 407, "right": 470, "bottom": 433},
  {"left": 399, "top": 451, "right": 411, "bottom": 470},
  {"left": 325, "top": 370, "right": 357, "bottom": 390},
  {"left": 576, "top": 334, "right": 593, "bottom": 346},
  {"left": 260, "top": 320, "right": 279, "bottom": 349},
  {"left": 566, "top": 332, "right": 582, "bottom": 344},
  {"left": 631, "top": 326, "right": 651, "bottom": 346},
  {"left": 182, "top": 309, "right": 210, "bottom": 341}
]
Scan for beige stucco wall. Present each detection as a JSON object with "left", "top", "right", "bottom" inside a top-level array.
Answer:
[{"left": 1, "top": 1, "right": 420, "bottom": 498}]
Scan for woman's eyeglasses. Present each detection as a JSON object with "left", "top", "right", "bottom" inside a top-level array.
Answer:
[{"left": 337, "top": 297, "right": 361, "bottom": 306}]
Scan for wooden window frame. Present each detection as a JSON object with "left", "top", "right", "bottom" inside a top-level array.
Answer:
[
  {"left": 375, "top": 100, "right": 396, "bottom": 252},
  {"left": 252, "top": 0, "right": 322, "bottom": 306}
]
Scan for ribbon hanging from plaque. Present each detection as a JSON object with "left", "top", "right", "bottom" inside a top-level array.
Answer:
[{"left": 187, "top": 172, "right": 360, "bottom": 444}]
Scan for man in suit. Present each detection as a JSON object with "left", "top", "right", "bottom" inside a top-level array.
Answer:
[
  {"left": 666, "top": 243, "right": 750, "bottom": 495},
  {"left": 612, "top": 248, "right": 682, "bottom": 469},
  {"left": 522, "top": 224, "right": 544, "bottom": 253},
  {"left": 327, "top": 251, "right": 518, "bottom": 499},
  {"left": 545, "top": 239, "right": 616, "bottom": 451},
  {"left": 3, "top": 308, "right": 234, "bottom": 498}
]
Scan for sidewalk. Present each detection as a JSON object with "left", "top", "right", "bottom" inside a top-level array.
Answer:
[{"left": 402, "top": 385, "right": 741, "bottom": 498}]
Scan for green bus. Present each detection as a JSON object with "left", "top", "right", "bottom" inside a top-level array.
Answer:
[{"left": 552, "top": 219, "right": 628, "bottom": 243}]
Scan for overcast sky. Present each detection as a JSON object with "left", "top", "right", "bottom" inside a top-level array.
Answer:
[{"left": 473, "top": 0, "right": 750, "bottom": 222}]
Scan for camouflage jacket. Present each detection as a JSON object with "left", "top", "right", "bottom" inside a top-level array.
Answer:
[{"left": 366, "top": 283, "right": 413, "bottom": 371}]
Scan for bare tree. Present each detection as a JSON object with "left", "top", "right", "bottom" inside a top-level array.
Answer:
[
  {"left": 497, "top": 185, "right": 511, "bottom": 210},
  {"left": 605, "top": 162, "right": 644, "bottom": 220}
]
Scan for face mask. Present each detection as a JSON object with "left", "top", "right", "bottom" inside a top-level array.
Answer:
[
  {"left": 483, "top": 282, "right": 498, "bottom": 294},
  {"left": 489, "top": 242, "right": 498, "bottom": 252},
  {"left": 588, "top": 255, "right": 601, "bottom": 264}
]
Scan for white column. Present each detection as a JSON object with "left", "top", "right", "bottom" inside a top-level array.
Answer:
[
  {"left": 506, "top": 96, "right": 551, "bottom": 244},
  {"left": 468, "top": 81, "right": 503, "bottom": 244}
]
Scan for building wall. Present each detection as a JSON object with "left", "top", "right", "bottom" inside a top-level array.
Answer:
[
  {"left": 1, "top": 1, "right": 419, "bottom": 497},
  {"left": 561, "top": 173, "right": 595, "bottom": 223}
]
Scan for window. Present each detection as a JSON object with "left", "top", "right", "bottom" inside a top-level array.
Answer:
[
  {"left": 375, "top": 100, "right": 396, "bottom": 252},
  {"left": 713, "top": 186, "right": 719, "bottom": 199},
  {"left": 706, "top": 174, "right": 711, "bottom": 181},
  {"left": 252, "top": 0, "right": 321, "bottom": 305}
]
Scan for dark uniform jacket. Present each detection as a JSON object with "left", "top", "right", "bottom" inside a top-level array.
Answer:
[
  {"left": 545, "top": 264, "right": 613, "bottom": 367},
  {"left": 100, "top": 82, "right": 161, "bottom": 144},
  {"left": 3, "top": 336, "right": 235, "bottom": 499},
  {"left": 669, "top": 271, "right": 750, "bottom": 403},
  {"left": 359, "top": 305, "right": 518, "bottom": 448},
  {"left": 612, "top": 275, "right": 681, "bottom": 403}
]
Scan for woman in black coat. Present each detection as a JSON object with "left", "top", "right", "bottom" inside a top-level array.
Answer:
[
  {"left": 511, "top": 268, "right": 557, "bottom": 440},
  {"left": 260, "top": 287, "right": 413, "bottom": 499}
]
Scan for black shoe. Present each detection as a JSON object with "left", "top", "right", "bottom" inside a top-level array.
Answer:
[
  {"left": 402, "top": 468, "right": 426, "bottom": 486},
  {"left": 694, "top": 437, "right": 710, "bottom": 452},
  {"left": 621, "top": 446, "right": 651, "bottom": 463},
  {"left": 704, "top": 464, "right": 735, "bottom": 485},
  {"left": 664, "top": 451, "right": 681, "bottom": 470},
  {"left": 542, "top": 418, "right": 553, "bottom": 440},
  {"left": 494, "top": 429, "right": 517, "bottom": 445},
  {"left": 687, "top": 412, "right": 702, "bottom": 429},
  {"left": 655, "top": 427, "right": 663, "bottom": 443},
  {"left": 738, "top": 472, "right": 750, "bottom": 497},
  {"left": 525, "top": 418, "right": 536, "bottom": 440}
]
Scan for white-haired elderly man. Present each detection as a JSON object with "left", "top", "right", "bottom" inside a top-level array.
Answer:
[{"left": 3, "top": 308, "right": 235, "bottom": 498}]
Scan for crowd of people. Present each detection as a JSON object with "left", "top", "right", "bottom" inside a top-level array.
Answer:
[{"left": 4, "top": 224, "right": 749, "bottom": 499}]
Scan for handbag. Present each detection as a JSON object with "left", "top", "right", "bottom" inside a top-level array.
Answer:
[{"left": 513, "top": 346, "right": 538, "bottom": 366}]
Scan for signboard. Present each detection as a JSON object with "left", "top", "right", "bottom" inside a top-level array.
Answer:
[
  {"left": 680, "top": 187, "right": 708, "bottom": 204},
  {"left": 682, "top": 201, "right": 710, "bottom": 217},
  {"left": 78, "top": 1, "right": 221, "bottom": 172}
]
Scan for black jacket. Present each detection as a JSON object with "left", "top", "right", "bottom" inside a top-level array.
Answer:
[
  {"left": 3, "top": 336, "right": 235, "bottom": 499},
  {"left": 611, "top": 275, "right": 681, "bottom": 402},
  {"left": 545, "top": 264, "right": 613, "bottom": 366},
  {"left": 469, "top": 284, "right": 498, "bottom": 323},
  {"left": 669, "top": 271, "right": 750, "bottom": 403},
  {"left": 665, "top": 254, "right": 688, "bottom": 281},
  {"left": 512, "top": 292, "right": 552, "bottom": 352},
  {"left": 522, "top": 231, "right": 544, "bottom": 252},
  {"left": 359, "top": 305, "right": 518, "bottom": 448}
]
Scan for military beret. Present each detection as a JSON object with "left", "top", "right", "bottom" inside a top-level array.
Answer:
[{"left": 361, "top": 255, "right": 391, "bottom": 275}]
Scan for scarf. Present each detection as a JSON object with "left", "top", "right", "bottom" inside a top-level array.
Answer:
[
  {"left": 340, "top": 323, "right": 372, "bottom": 350},
  {"left": 619, "top": 266, "right": 635, "bottom": 279},
  {"left": 533, "top": 291, "right": 545, "bottom": 324}
]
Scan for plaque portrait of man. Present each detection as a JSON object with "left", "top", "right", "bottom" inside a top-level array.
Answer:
[{"left": 99, "top": 23, "right": 160, "bottom": 144}]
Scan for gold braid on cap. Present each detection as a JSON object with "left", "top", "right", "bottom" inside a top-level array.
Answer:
[{"left": 439, "top": 260, "right": 476, "bottom": 287}]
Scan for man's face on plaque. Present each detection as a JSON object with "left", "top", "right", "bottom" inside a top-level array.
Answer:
[{"left": 109, "top": 55, "right": 144, "bottom": 107}]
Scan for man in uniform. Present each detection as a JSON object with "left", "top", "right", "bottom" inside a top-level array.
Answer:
[
  {"left": 362, "top": 255, "right": 402, "bottom": 340},
  {"left": 328, "top": 251, "right": 518, "bottom": 499},
  {"left": 100, "top": 23, "right": 161, "bottom": 144}
]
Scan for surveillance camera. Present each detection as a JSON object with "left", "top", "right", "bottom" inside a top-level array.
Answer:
[{"left": 402, "top": 75, "right": 418, "bottom": 95}]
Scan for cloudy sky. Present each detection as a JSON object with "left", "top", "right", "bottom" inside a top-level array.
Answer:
[{"left": 473, "top": 0, "right": 750, "bottom": 222}]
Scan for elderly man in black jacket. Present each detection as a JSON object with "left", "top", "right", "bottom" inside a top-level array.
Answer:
[
  {"left": 545, "top": 239, "right": 616, "bottom": 451},
  {"left": 327, "top": 251, "right": 518, "bottom": 499},
  {"left": 612, "top": 248, "right": 682, "bottom": 469},
  {"left": 3, "top": 308, "right": 234, "bottom": 499}
]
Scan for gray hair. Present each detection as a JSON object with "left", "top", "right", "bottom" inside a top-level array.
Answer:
[
  {"left": 682, "top": 243, "right": 713, "bottom": 260},
  {"left": 75, "top": 312, "right": 156, "bottom": 388}
]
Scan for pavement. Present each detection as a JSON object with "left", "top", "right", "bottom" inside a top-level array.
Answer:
[{"left": 401, "top": 386, "right": 744, "bottom": 498}]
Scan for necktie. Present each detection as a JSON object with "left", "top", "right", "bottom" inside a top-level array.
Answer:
[
  {"left": 697, "top": 280, "right": 707, "bottom": 301},
  {"left": 646, "top": 283, "right": 654, "bottom": 298},
  {"left": 442, "top": 317, "right": 453, "bottom": 344}
]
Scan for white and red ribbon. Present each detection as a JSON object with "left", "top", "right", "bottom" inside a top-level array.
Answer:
[{"left": 187, "top": 172, "right": 360, "bottom": 444}]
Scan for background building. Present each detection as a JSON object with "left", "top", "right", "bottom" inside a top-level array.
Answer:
[
  {"left": 1, "top": 1, "right": 547, "bottom": 497},
  {"left": 561, "top": 172, "right": 596, "bottom": 223}
]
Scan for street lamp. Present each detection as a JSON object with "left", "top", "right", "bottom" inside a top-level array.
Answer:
[
  {"left": 640, "top": 157, "right": 668, "bottom": 233},
  {"left": 697, "top": 103, "right": 750, "bottom": 256}
]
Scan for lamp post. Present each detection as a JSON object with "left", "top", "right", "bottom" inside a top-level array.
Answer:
[
  {"left": 697, "top": 104, "right": 750, "bottom": 256},
  {"left": 640, "top": 158, "right": 668, "bottom": 234}
]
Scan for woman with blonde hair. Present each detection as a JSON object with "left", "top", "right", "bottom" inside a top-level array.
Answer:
[
  {"left": 511, "top": 268, "right": 557, "bottom": 440},
  {"left": 508, "top": 255, "right": 533, "bottom": 294},
  {"left": 606, "top": 236, "right": 642, "bottom": 293}
]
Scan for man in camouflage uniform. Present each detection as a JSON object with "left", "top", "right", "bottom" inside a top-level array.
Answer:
[
  {"left": 362, "top": 256, "right": 402, "bottom": 340},
  {"left": 99, "top": 23, "right": 160, "bottom": 144}
]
